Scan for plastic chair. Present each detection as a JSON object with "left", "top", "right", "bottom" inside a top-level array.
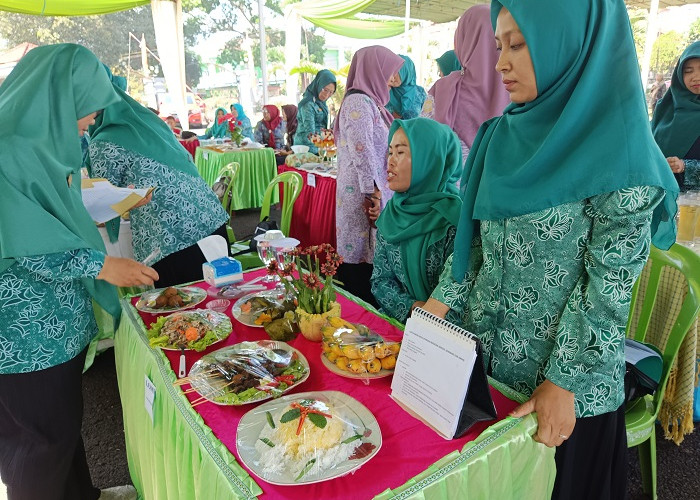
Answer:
[
  {"left": 625, "top": 243, "right": 700, "bottom": 500},
  {"left": 215, "top": 162, "right": 239, "bottom": 243},
  {"left": 259, "top": 171, "right": 304, "bottom": 237}
]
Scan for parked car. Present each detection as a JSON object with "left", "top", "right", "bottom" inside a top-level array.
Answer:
[{"left": 157, "top": 92, "right": 208, "bottom": 129}]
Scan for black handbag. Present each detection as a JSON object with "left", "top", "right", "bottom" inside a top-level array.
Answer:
[
  {"left": 624, "top": 339, "right": 663, "bottom": 404},
  {"left": 247, "top": 217, "right": 279, "bottom": 252}
]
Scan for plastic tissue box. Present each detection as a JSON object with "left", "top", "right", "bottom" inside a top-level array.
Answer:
[{"left": 202, "top": 257, "right": 243, "bottom": 287}]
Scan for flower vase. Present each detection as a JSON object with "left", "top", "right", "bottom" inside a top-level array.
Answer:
[{"left": 296, "top": 301, "right": 341, "bottom": 342}]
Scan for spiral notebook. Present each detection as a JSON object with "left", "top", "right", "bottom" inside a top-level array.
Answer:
[{"left": 390, "top": 308, "right": 496, "bottom": 440}]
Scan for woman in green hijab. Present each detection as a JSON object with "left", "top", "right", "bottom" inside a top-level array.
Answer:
[
  {"left": 0, "top": 43, "right": 157, "bottom": 500},
  {"left": 386, "top": 55, "right": 427, "bottom": 119},
  {"left": 202, "top": 107, "right": 232, "bottom": 139},
  {"left": 86, "top": 77, "right": 229, "bottom": 287},
  {"left": 293, "top": 69, "right": 336, "bottom": 154},
  {"left": 371, "top": 118, "right": 461, "bottom": 322},
  {"left": 421, "top": 2, "right": 679, "bottom": 498},
  {"left": 652, "top": 41, "right": 700, "bottom": 190},
  {"left": 435, "top": 49, "right": 461, "bottom": 77}
]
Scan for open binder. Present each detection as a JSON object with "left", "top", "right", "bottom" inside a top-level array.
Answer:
[{"left": 391, "top": 308, "right": 496, "bottom": 439}]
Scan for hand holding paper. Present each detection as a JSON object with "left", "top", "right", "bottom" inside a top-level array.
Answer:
[{"left": 81, "top": 178, "right": 155, "bottom": 223}]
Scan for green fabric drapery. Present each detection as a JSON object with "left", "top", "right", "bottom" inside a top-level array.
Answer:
[
  {"left": 291, "top": 0, "right": 410, "bottom": 39},
  {"left": 0, "top": 0, "right": 149, "bottom": 16}
]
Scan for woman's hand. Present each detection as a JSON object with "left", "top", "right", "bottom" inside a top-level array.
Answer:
[
  {"left": 421, "top": 298, "right": 450, "bottom": 319},
  {"left": 411, "top": 301, "right": 426, "bottom": 312},
  {"left": 98, "top": 256, "right": 159, "bottom": 287},
  {"left": 667, "top": 156, "right": 685, "bottom": 173},
  {"left": 510, "top": 379, "right": 576, "bottom": 448}
]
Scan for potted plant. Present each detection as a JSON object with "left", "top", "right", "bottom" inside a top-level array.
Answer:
[{"left": 268, "top": 244, "right": 343, "bottom": 341}]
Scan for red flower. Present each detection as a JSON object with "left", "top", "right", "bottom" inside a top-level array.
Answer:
[
  {"left": 320, "top": 262, "right": 337, "bottom": 277},
  {"left": 302, "top": 273, "right": 321, "bottom": 290},
  {"left": 266, "top": 260, "right": 279, "bottom": 275},
  {"left": 237, "top": 120, "right": 242, "bottom": 125},
  {"left": 280, "top": 262, "right": 296, "bottom": 277}
]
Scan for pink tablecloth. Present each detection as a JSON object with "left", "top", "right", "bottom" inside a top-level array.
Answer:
[
  {"left": 134, "top": 271, "right": 518, "bottom": 499},
  {"left": 278, "top": 165, "right": 337, "bottom": 249},
  {"left": 179, "top": 138, "right": 199, "bottom": 159}
]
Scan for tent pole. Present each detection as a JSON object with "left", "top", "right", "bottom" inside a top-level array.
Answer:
[
  {"left": 640, "top": 0, "right": 660, "bottom": 89},
  {"left": 404, "top": 0, "right": 410, "bottom": 50},
  {"left": 258, "top": 0, "right": 269, "bottom": 104}
]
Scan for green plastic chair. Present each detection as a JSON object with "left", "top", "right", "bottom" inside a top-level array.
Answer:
[
  {"left": 235, "top": 171, "right": 304, "bottom": 270},
  {"left": 215, "top": 162, "right": 239, "bottom": 243},
  {"left": 259, "top": 171, "right": 304, "bottom": 237},
  {"left": 625, "top": 243, "right": 700, "bottom": 500}
]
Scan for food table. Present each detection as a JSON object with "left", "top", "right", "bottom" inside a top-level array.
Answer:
[
  {"left": 194, "top": 147, "right": 279, "bottom": 210},
  {"left": 278, "top": 164, "right": 337, "bottom": 248},
  {"left": 179, "top": 138, "right": 200, "bottom": 159},
  {"left": 114, "top": 270, "right": 555, "bottom": 499}
]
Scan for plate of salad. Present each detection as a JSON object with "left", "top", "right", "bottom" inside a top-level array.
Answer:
[
  {"left": 186, "top": 340, "right": 310, "bottom": 405},
  {"left": 147, "top": 310, "right": 232, "bottom": 351}
]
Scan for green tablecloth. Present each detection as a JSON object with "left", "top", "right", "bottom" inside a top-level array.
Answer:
[
  {"left": 114, "top": 290, "right": 555, "bottom": 500},
  {"left": 194, "top": 147, "right": 279, "bottom": 211}
]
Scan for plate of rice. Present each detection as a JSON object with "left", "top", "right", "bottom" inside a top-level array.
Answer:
[{"left": 236, "top": 391, "right": 381, "bottom": 485}]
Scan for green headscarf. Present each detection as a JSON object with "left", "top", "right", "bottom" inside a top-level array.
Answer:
[
  {"left": 86, "top": 85, "right": 199, "bottom": 179},
  {"left": 387, "top": 55, "right": 427, "bottom": 119},
  {"left": 376, "top": 118, "right": 462, "bottom": 301},
  {"left": 452, "top": 0, "right": 679, "bottom": 282},
  {"left": 207, "top": 107, "right": 231, "bottom": 139},
  {"left": 651, "top": 41, "right": 700, "bottom": 158},
  {"left": 436, "top": 50, "right": 461, "bottom": 76},
  {"left": 0, "top": 43, "right": 120, "bottom": 316},
  {"left": 297, "top": 69, "right": 336, "bottom": 126}
]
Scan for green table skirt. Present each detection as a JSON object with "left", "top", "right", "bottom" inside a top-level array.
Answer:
[
  {"left": 194, "top": 147, "right": 279, "bottom": 211},
  {"left": 114, "top": 297, "right": 555, "bottom": 500}
]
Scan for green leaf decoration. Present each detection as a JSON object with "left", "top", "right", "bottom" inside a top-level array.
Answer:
[
  {"left": 295, "top": 458, "right": 317, "bottom": 481},
  {"left": 341, "top": 434, "right": 362, "bottom": 444},
  {"left": 280, "top": 408, "right": 301, "bottom": 423},
  {"left": 266, "top": 411, "right": 275, "bottom": 429},
  {"left": 259, "top": 437, "right": 275, "bottom": 448},
  {"left": 308, "top": 413, "right": 327, "bottom": 429}
]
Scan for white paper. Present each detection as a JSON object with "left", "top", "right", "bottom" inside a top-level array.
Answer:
[
  {"left": 307, "top": 173, "right": 316, "bottom": 188},
  {"left": 197, "top": 235, "right": 229, "bottom": 262},
  {"left": 81, "top": 179, "right": 151, "bottom": 223},
  {"left": 145, "top": 375, "right": 156, "bottom": 424},
  {"left": 391, "top": 309, "right": 478, "bottom": 439}
]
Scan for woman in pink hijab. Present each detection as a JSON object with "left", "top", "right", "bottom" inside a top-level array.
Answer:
[
  {"left": 421, "top": 4, "right": 510, "bottom": 161},
  {"left": 334, "top": 45, "right": 404, "bottom": 305}
]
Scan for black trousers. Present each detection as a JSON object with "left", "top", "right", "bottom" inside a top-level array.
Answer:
[
  {"left": 336, "top": 262, "right": 379, "bottom": 309},
  {"left": 153, "top": 223, "right": 229, "bottom": 287},
  {"left": 0, "top": 348, "right": 100, "bottom": 500},
  {"left": 552, "top": 404, "right": 627, "bottom": 500}
]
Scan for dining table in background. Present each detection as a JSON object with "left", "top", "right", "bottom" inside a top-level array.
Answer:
[
  {"left": 113, "top": 269, "right": 556, "bottom": 500},
  {"left": 278, "top": 164, "right": 337, "bottom": 249},
  {"left": 179, "top": 138, "right": 200, "bottom": 159},
  {"left": 195, "top": 147, "right": 279, "bottom": 210}
]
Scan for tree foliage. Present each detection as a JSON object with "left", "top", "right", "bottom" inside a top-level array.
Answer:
[
  {"left": 688, "top": 18, "right": 700, "bottom": 44},
  {"left": 651, "top": 31, "right": 687, "bottom": 76},
  {"left": 0, "top": 7, "right": 203, "bottom": 87}
]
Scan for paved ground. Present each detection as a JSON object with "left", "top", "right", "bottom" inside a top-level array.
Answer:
[{"left": 3, "top": 207, "right": 699, "bottom": 499}]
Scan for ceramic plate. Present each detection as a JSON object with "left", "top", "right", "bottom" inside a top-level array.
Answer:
[
  {"left": 146, "top": 309, "right": 232, "bottom": 351},
  {"left": 231, "top": 290, "right": 287, "bottom": 328},
  {"left": 135, "top": 286, "right": 207, "bottom": 313},
  {"left": 320, "top": 353, "right": 394, "bottom": 380},
  {"left": 187, "top": 340, "right": 309, "bottom": 405},
  {"left": 236, "top": 391, "right": 382, "bottom": 485}
]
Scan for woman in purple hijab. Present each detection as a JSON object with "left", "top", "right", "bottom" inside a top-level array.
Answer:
[
  {"left": 333, "top": 45, "right": 404, "bottom": 304},
  {"left": 421, "top": 4, "right": 510, "bottom": 161}
]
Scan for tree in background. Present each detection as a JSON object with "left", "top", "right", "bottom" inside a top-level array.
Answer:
[
  {"left": 0, "top": 7, "right": 204, "bottom": 92},
  {"left": 688, "top": 18, "right": 700, "bottom": 44},
  {"left": 651, "top": 31, "right": 687, "bottom": 76}
]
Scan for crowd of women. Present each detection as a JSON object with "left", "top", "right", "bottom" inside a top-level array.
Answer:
[{"left": 0, "top": 0, "right": 698, "bottom": 498}]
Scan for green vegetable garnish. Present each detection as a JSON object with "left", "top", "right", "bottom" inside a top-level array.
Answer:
[
  {"left": 341, "top": 434, "right": 362, "bottom": 444},
  {"left": 307, "top": 413, "right": 327, "bottom": 429},
  {"left": 280, "top": 408, "right": 301, "bottom": 423},
  {"left": 295, "top": 458, "right": 316, "bottom": 481},
  {"left": 259, "top": 437, "right": 275, "bottom": 448},
  {"left": 266, "top": 411, "right": 275, "bottom": 429}
]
